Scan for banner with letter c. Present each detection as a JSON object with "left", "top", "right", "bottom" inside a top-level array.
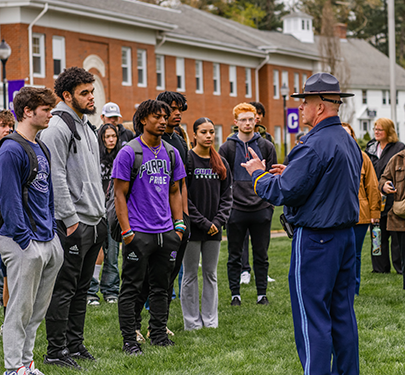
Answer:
[{"left": 287, "top": 108, "right": 299, "bottom": 134}]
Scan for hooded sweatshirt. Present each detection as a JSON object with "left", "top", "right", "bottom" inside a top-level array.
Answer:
[
  {"left": 40, "top": 101, "right": 105, "bottom": 227},
  {"left": 219, "top": 132, "right": 276, "bottom": 212}
]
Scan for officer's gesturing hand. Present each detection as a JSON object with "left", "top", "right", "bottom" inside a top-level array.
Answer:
[{"left": 241, "top": 147, "right": 266, "bottom": 175}]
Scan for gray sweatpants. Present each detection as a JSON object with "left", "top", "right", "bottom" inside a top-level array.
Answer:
[
  {"left": 181, "top": 240, "right": 220, "bottom": 330},
  {"left": 0, "top": 235, "right": 63, "bottom": 371}
]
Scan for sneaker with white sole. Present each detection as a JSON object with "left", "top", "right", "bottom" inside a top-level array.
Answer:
[
  {"left": 267, "top": 275, "right": 276, "bottom": 282},
  {"left": 87, "top": 298, "right": 100, "bottom": 306},
  {"left": 240, "top": 271, "right": 251, "bottom": 284},
  {"left": 25, "top": 361, "right": 44, "bottom": 375},
  {"left": 3, "top": 366, "right": 28, "bottom": 375}
]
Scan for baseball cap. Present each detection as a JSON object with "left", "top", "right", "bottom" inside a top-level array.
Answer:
[{"left": 102, "top": 102, "right": 122, "bottom": 117}]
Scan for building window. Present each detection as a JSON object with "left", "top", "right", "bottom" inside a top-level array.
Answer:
[
  {"left": 359, "top": 120, "right": 370, "bottom": 138},
  {"left": 32, "top": 33, "right": 45, "bottom": 77},
  {"left": 273, "top": 70, "right": 279, "bottom": 99},
  {"left": 362, "top": 90, "right": 367, "bottom": 104},
  {"left": 195, "top": 60, "right": 203, "bottom": 94},
  {"left": 137, "top": 49, "right": 147, "bottom": 87},
  {"left": 229, "top": 65, "right": 237, "bottom": 96},
  {"left": 52, "top": 36, "right": 65, "bottom": 78},
  {"left": 176, "top": 57, "right": 185, "bottom": 92},
  {"left": 382, "top": 90, "right": 387, "bottom": 105},
  {"left": 245, "top": 68, "right": 252, "bottom": 98},
  {"left": 121, "top": 47, "right": 132, "bottom": 86},
  {"left": 307, "top": 20, "right": 310, "bottom": 30},
  {"left": 156, "top": 55, "right": 165, "bottom": 90},
  {"left": 214, "top": 124, "right": 223, "bottom": 150},
  {"left": 294, "top": 73, "right": 299, "bottom": 99},
  {"left": 302, "top": 20, "right": 305, "bottom": 30},
  {"left": 282, "top": 71, "right": 289, "bottom": 89},
  {"left": 302, "top": 73, "right": 307, "bottom": 91},
  {"left": 213, "top": 63, "right": 221, "bottom": 95}
]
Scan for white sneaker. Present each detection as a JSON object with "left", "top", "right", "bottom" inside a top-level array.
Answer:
[
  {"left": 135, "top": 329, "right": 146, "bottom": 343},
  {"left": 26, "top": 361, "right": 44, "bottom": 375},
  {"left": 87, "top": 299, "right": 100, "bottom": 306},
  {"left": 267, "top": 275, "right": 276, "bottom": 282},
  {"left": 4, "top": 366, "right": 28, "bottom": 375},
  {"left": 240, "top": 271, "right": 251, "bottom": 284}
]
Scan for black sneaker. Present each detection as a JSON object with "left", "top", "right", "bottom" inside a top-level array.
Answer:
[
  {"left": 43, "top": 348, "right": 82, "bottom": 369},
  {"left": 230, "top": 296, "right": 241, "bottom": 306},
  {"left": 257, "top": 296, "right": 269, "bottom": 305},
  {"left": 123, "top": 342, "right": 143, "bottom": 356},
  {"left": 70, "top": 344, "right": 96, "bottom": 361},
  {"left": 150, "top": 337, "right": 175, "bottom": 347}
]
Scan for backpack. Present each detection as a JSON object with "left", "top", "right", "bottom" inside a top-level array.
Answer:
[
  {"left": 51, "top": 111, "right": 97, "bottom": 153},
  {"left": 106, "top": 138, "right": 176, "bottom": 242},
  {"left": 226, "top": 137, "right": 270, "bottom": 172},
  {"left": 0, "top": 132, "right": 51, "bottom": 231}
]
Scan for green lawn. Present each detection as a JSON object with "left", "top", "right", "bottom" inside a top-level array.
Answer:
[{"left": 2, "top": 235, "right": 405, "bottom": 374}]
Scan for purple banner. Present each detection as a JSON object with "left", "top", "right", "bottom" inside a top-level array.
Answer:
[
  {"left": 8, "top": 80, "right": 25, "bottom": 119},
  {"left": 287, "top": 108, "right": 299, "bottom": 134}
]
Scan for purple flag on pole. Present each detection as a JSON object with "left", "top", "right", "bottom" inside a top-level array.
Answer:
[
  {"left": 8, "top": 80, "right": 25, "bottom": 119},
  {"left": 287, "top": 108, "right": 299, "bottom": 134}
]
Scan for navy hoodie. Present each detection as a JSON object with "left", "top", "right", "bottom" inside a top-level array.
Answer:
[{"left": 219, "top": 132, "right": 277, "bottom": 212}]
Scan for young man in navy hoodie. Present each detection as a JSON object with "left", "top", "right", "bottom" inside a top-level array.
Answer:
[
  {"left": 219, "top": 102, "right": 277, "bottom": 306},
  {"left": 0, "top": 87, "right": 63, "bottom": 375}
]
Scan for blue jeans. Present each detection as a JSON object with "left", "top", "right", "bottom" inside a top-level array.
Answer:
[
  {"left": 88, "top": 231, "right": 120, "bottom": 300},
  {"left": 354, "top": 224, "right": 369, "bottom": 295}
]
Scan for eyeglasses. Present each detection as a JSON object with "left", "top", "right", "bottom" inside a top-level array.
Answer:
[
  {"left": 373, "top": 128, "right": 385, "bottom": 133},
  {"left": 237, "top": 118, "right": 255, "bottom": 124},
  {"left": 105, "top": 134, "right": 117, "bottom": 139}
]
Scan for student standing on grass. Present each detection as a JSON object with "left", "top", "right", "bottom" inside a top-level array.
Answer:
[
  {"left": 219, "top": 102, "right": 277, "bottom": 307},
  {"left": 242, "top": 73, "right": 362, "bottom": 375},
  {"left": 113, "top": 99, "right": 185, "bottom": 353},
  {"left": 0, "top": 87, "right": 64, "bottom": 375},
  {"left": 342, "top": 123, "right": 381, "bottom": 295},
  {"left": 181, "top": 117, "right": 232, "bottom": 330},
  {"left": 87, "top": 123, "right": 122, "bottom": 305},
  {"left": 41, "top": 67, "right": 107, "bottom": 369}
]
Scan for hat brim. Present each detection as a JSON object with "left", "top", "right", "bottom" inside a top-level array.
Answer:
[
  {"left": 290, "top": 91, "right": 354, "bottom": 98},
  {"left": 105, "top": 113, "right": 122, "bottom": 117}
]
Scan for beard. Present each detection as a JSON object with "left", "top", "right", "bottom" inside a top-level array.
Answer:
[{"left": 72, "top": 96, "right": 96, "bottom": 115}]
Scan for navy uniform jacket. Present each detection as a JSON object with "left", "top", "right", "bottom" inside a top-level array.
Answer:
[{"left": 252, "top": 116, "right": 362, "bottom": 229}]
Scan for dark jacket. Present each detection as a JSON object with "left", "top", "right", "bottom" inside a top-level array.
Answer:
[
  {"left": 219, "top": 132, "right": 277, "bottom": 212},
  {"left": 365, "top": 139, "right": 405, "bottom": 216},
  {"left": 117, "top": 124, "right": 135, "bottom": 147},
  {"left": 252, "top": 116, "right": 362, "bottom": 229},
  {"left": 379, "top": 150, "right": 405, "bottom": 231}
]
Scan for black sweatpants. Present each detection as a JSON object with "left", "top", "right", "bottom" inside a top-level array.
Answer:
[
  {"left": 227, "top": 208, "right": 272, "bottom": 296},
  {"left": 45, "top": 219, "right": 107, "bottom": 356},
  {"left": 134, "top": 213, "right": 190, "bottom": 330},
  {"left": 119, "top": 230, "right": 180, "bottom": 344}
]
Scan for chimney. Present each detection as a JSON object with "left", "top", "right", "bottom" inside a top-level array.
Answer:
[{"left": 334, "top": 23, "right": 347, "bottom": 39}]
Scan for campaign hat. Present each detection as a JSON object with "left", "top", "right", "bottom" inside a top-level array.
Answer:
[{"left": 291, "top": 72, "right": 354, "bottom": 98}]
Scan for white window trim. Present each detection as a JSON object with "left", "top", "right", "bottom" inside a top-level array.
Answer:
[
  {"left": 121, "top": 47, "right": 132, "bottom": 86},
  {"left": 293, "top": 73, "right": 299, "bottom": 101},
  {"left": 176, "top": 57, "right": 185, "bottom": 92},
  {"left": 273, "top": 70, "right": 279, "bottom": 99},
  {"left": 245, "top": 68, "right": 252, "bottom": 98},
  {"left": 156, "top": 54, "right": 165, "bottom": 90},
  {"left": 137, "top": 49, "right": 147, "bottom": 88},
  {"left": 229, "top": 65, "right": 237, "bottom": 97},
  {"left": 195, "top": 60, "right": 203, "bottom": 94},
  {"left": 213, "top": 63, "right": 221, "bottom": 96},
  {"left": 52, "top": 36, "right": 65, "bottom": 79},
  {"left": 33, "top": 33, "right": 45, "bottom": 78}
]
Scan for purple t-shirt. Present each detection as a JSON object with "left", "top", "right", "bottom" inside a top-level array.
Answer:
[{"left": 112, "top": 137, "right": 186, "bottom": 233}]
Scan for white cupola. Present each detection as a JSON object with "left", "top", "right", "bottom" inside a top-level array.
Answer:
[{"left": 282, "top": 11, "right": 314, "bottom": 43}]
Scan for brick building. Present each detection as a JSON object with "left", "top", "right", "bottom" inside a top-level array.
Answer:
[{"left": 1, "top": 0, "right": 405, "bottom": 153}]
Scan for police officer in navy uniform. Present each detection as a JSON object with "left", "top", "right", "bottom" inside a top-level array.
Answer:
[{"left": 242, "top": 73, "right": 362, "bottom": 375}]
